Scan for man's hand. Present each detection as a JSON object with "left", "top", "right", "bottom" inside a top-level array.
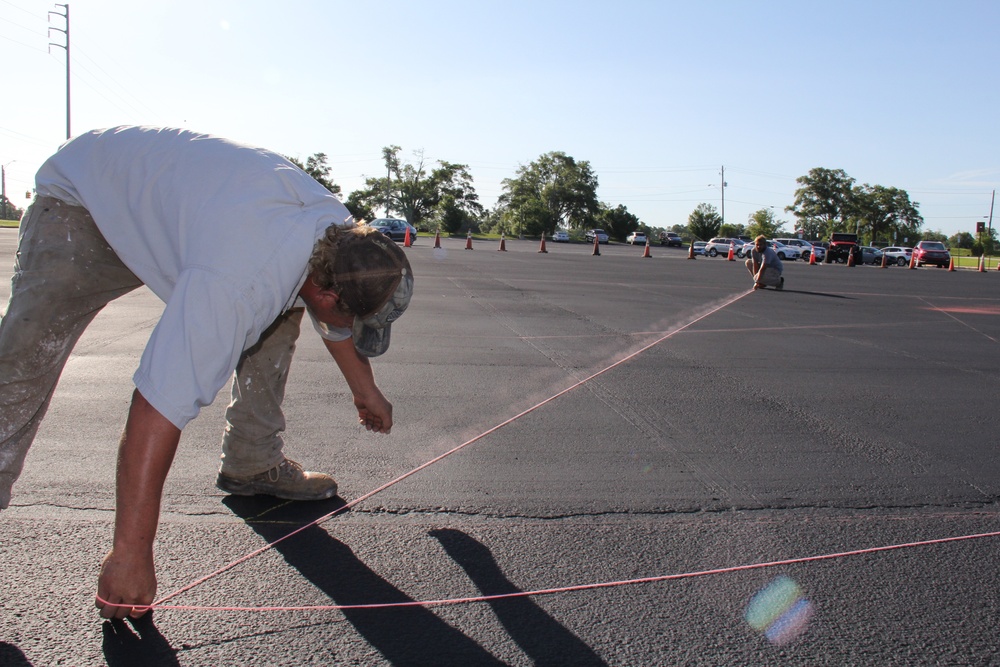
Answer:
[
  {"left": 96, "top": 547, "right": 156, "bottom": 619},
  {"left": 354, "top": 391, "right": 393, "bottom": 433},
  {"left": 323, "top": 337, "right": 395, "bottom": 434}
]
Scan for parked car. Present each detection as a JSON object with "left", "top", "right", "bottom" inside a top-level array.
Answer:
[
  {"left": 660, "top": 231, "right": 683, "bottom": 247},
  {"left": 585, "top": 229, "right": 609, "bottom": 244},
  {"left": 704, "top": 237, "right": 746, "bottom": 257},
  {"left": 861, "top": 246, "right": 883, "bottom": 265},
  {"left": 743, "top": 240, "right": 800, "bottom": 261},
  {"left": 881, "top": 246, "right": 913, "bottom": 266},
  {"left": 691, "top": 241, "right": 707, "bottom": 256},
  {"left": 627, "top": 231, "right": 648, "bottom": 245},
  {"left": 774, "top": 238, "right": 824, "bottom": 262},
  {"left": 369, "top": 218, "right": 417, "bottom": 243},
  {"left": 552, "top": 230, "right": 570, "bottom": 243},
  {"left": 913, "top": 240, "right": 951, "bottom": 268},
  {"left": 769, "top": 240, "right": 801, "bottom": 261}
]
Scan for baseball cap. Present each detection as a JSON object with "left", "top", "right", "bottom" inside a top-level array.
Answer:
[{"left": 351, "top": 265, "right": 413, "bottom": 357}]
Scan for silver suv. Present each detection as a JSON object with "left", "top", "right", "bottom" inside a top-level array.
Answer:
[
  {"left": 704, "top": 237, "right": 746, "bottom": 257},
  {"left": 774, "top": 238, "right": 825, "bottom": 262}
]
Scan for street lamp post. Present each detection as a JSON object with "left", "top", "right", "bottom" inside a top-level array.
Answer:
[{"left": 2, "top": 161, "right": 15, "bottom": 220}]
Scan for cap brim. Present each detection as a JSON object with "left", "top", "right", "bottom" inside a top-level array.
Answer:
[
  {"left": 351, "top": 268, "right": 413, "bottom": 357},
  {"left": 352, "top": 319, "right": 392, "bottom": 357}
]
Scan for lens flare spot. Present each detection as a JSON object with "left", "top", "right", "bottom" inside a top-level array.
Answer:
[{"left": 745, "top": 575, "right": 813, "bottom": 645}]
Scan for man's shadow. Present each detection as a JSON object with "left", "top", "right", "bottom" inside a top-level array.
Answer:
[
  {"left": 429, "top": 529, "right": 607, "bottom": 667},
  {"left": 0, "top": 642, "right": 33, "bottom": 667},
  {"left": 223, "top": 496, "right": 505, "bottom": 666},
  {"left": 102, "top": 614, "right": 180, "bottom": 667}
]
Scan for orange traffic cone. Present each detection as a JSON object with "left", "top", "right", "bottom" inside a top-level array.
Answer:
[
  {"left": 978, "top": 255, "right": 985, "bottom": 272},
  {"left": 592, "top": 236, "right": 601, "bottom": 256},
  {"left": 687, "top": 243, "right": 695, "bottom": 260},
  {"left": 808, "top": 251, "right": 816, "bottom": 266},
  {"left": 642, "top": 240, "right": 651, "bottom": 258},
  {"left": 847, "top": 250, "right": 856, "bottom": 267},
  {"left": 433, "top": 230, "right": 441, "bottom": 248},
  {"left": 880, "top": 252, "right": 887, "bottom": 268},
  {"left": 465, "top": 230, "right": 473, "bottom": 250},
  {"left": 538, "top": 233, "right": 548, "bottom": 253},
  {"left": 498, "top": 234, "right": 507, "bottom": 251},
  {"left": 947, "top": 256, "right": 955, "bottom": 271},
  {"left": 403, "top": 226, "right": 412, "bottom": 247},
  {"left": 908, "top": 252, "right": 917, "bottom": 269},
  {"left": 727, "top": 243, "right": 735, "bottom": 261}
]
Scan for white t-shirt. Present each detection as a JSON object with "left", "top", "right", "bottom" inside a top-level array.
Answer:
[{"left": 35, "top": 126, "right": 354, "bottom": 429}]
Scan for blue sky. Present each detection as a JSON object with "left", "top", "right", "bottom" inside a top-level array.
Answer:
[{"left": 1, "top": 0, "right": 997, "bottom": 236}]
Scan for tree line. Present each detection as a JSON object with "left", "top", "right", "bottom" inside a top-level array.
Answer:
[{"left": 292, "top": 149, "right": 985, "bottom": 250}]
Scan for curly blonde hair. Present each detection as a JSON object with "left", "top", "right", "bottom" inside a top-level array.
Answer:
[{"left": 309, "top": 224, "right": 411, "bottom": 317}]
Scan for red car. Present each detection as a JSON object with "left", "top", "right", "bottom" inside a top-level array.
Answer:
[{"left": 912, "top": 241, "right": 951, "bottom": 268}]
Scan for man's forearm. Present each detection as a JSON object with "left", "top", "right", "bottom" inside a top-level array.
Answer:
[{"left": 114, "top": 389, "right": 181, "bottom": 552}]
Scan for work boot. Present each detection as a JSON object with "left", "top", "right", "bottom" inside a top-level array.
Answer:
[
  {"left": 216, "top": 458, "right": 338, "bottom": 501},
  {"left": 777, "top": 276, "right": 784, "bottom": 290}
]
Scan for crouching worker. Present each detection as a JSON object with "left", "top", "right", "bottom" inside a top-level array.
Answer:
[
  {"left": 745, "top": 234, "right": 784, "bottom": 290},
  {"left": 0, "top": 126, "right": 413, "bottom": 619}
]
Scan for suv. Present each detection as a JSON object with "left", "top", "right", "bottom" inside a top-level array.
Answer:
[
  {"left": 912, "top": 240, "right": 951, "bottom": 268},
  {"left": 585, "top": 229, "right": 609, "bottom": 244},
  {"left": 704, "top": 237, "right": 745, "bottom": 257},
  {"left": 660, "top": 231, "right": 683, "bottom": 247},
  {"left": 827, "top": 232, "right": 862, "bottom": 264},
  {"left": 882, "top": 246, "right": 913, "bottom": 267},
  {"left": 774, "top": 238, "right": 824, "bottom": 262}
]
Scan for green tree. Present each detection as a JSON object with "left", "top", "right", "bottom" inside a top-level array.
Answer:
[
  {"left": 948, "top": 231, "right": 975, "bottom": 249},
  {"left": 348, "top": 146, "right": 483, "bottom": 230},
  {"left": 851, "top": 184, "right": 922, "bottom": 245},
  {"left": 745, "top": 208, "right": 785, "bottom": 239},
  {"left": 785, "top": 168, "right": 856, "bottom": 240},
  {"left": 596, "top": 203, "right": 640, "bottom": 241},
  {"left": 287, "top": 153, "right": 342, "bottom": 197},
  {"left": 496, "top": 151, "right": 600, "bottom": 236},
  {"left": 1, "top": 195, "right": 23, "bottom": 221},
  {"left": 687, "top": 203, "right": 722, "bottom": 241}
]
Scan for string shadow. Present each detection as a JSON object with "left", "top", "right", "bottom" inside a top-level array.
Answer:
[
  {"left": 223, "top": 495, "right": 505, "bottom": 666},
  {"left": 761, "top": 288, "right": 852, "bottom": 299},
  {"left": 429, "top": 528, "right": 607, "bottom": 667},
  {"left": 102, "top": 614, "right": 180, "bottom": 667}
]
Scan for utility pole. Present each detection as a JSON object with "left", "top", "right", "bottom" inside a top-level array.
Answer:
[
  {"left": 720, "top": 165, "right": 727, "bottom": 226},
  {"left": 1, "top": 162, "right": 10, "bottom": 220},
  {"left": 385, "top": 164, "right": 391, "bottom": 218},
  {"left": 48, "top": 4, "right": 71, "bottom": 139}
]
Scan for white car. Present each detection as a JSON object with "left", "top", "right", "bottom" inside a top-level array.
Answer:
[
  {"left": 552, "top": 230, "right": 569, "bottom": 242},
  {"left": 769, "top": 240, "right": 801, "bottom": 261},
  {"left": 775, "top": 238, "right": 824, "bottom": 262},
  {"left": 627, "top": 231, "right": 648, "bottom": 245},
  {"left": 882, "top": 246, "right": 913, "bottom": 266}
]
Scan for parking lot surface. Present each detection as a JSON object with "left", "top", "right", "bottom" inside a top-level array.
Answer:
[{"left": 2, "top": 230, "right": 999, "bottom": 666}]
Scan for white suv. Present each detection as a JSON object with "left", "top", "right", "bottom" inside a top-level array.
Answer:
[
  {"left": 704, "top": 237, "right": 746, "bottom": 257},
  {"left": 774, "top": 238, "right": 825, "bottom": 262}
]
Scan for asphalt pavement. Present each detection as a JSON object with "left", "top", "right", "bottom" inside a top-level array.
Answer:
[{"left": 1, "top": 229, "right": 999, "bottom": 666}]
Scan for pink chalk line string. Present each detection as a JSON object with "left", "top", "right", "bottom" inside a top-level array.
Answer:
[
  {"left": 103, "top": 286, "right": 999, "bottom": 613},
  {"left": 115, "top": 528, "right": 1000, "bottom": 612},
  {"left": 143, "top": 289, "right": 754, "bottom": 611},
  {"left": 146, "top": 289, "right": 756, "bottom": 609}
]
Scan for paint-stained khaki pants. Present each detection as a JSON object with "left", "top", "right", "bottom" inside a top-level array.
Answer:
[{"left": 0, "top": 196, "right": 300, "bottom": 508}]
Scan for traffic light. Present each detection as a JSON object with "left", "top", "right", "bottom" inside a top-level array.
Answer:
[{"left": 977, "top": 222, "right": 985, "bottom": 233}]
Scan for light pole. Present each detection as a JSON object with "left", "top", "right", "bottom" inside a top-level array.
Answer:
[
  {"left": 1, "top": 161, "right": 15, "bottom": 220},
  {"left": 707, "top": 165, "right": 727, "bottom": 227},
  {"left": 48, "top": 4, "right": 71, "bottom": 140}
]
